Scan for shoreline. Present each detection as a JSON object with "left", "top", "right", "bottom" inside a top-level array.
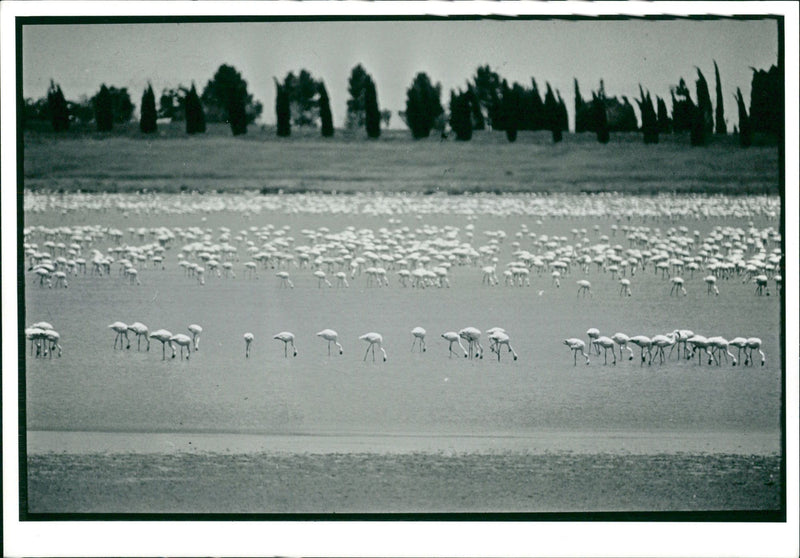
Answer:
[{"left": 26, "top": 429, "right": 781, "bottom": 456}]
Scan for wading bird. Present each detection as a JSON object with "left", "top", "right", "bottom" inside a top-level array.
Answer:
[
  {"left": 411, "top": 327, "right": 426, "bottom": 352},
  {"left": 127, "top": 322, "right": 150, "bottom": 351},
  {"left": 188, "top": 324, "right": 203, "bottom": 351},
  {"left": 458, "top": 327, "right": 483, "bottom": 360},
  {"left": 244, "top": 332, "right": 254, "bottom": 358},
  {"left": 564, "top": 338, "right": 590, "bottom": 365},
  {"left": 592, "top": 336, "right": 616, "bottom": 365},
  {"left": 109, "top": 321, "right": 130, "bottom": 350},
  {"left": 576, "top": 279, "right": 592, "bottom": 298},
  {"left": 629, "top": 335, "right": 654, "bottom": 365},
  {"left": 745, "top": 337, "right": 766, "bottom": 366},
  {"left": 441, "top": 331, "right": 468, "bottom": 358},
  {"left": 149, "top": 329, "right": 174, "bottom": 360},
  {"left": 170, "top": 333, "right": 193, "bottom": 360},
  {"left": 489, "top": 330, "right": 517, "bottom": 361},
  {"left": 273, "top": 331, "right": 298, "bottom": 357},
  {"left": 317, "top": 329, "right": 343, "bottom": 356},
  {"left": 611, "top": 332, "right": 634, "bottom": 361},
  {"left": 360, "top": 332, "right": 387, "bottom": 362}
]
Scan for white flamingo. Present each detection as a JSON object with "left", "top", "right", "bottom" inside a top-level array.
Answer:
[
  {"left": 273, "top": 331, "right": 297, "bottom": 357},
  {"left": 317, "top": 329, "right": 343, "bottom": 356},
  {"left": 360, "top": 332, "right": 387, "bottom": 362},
  {"left": 244, "top": 332, "right": 254, "bottom": 358},
  {"left": 611, "top": 332, "right": 634, "bottom": 361},
  {"left": 687, "top": 335, "right": 713, "bottom": 365},
  {"left": 669, "top": 329, "right": 695, "bottom": 359},
  {"left": 485, "top": 327, "right": 506, "bottom": 353},
  {"left": 592, "top": 336, "right": 616, "bottom": 365},
  {"left": 411, "top": 327, "right": 427, "bottom": 352},
  {"left": 651, "top": 332, "right": 678, "bottom": 364},
  {"left": 127, "top": 322, "right": 150, "bottom": 351},
  {"left": 707, "top": 336, "right": 736, "bottom": 365},
  {"left": 564, "top": 338, "right": 590, "bottom": 365},
  {"left": 149, "top": 329, "right": 174, "bottom": 360},
  {"left": 669, "top": 277, "right": 687, "bottom": 296},
  {"left": 188, "top": 324, "right": 203, "bottom": 351},
  {"left": 441, "top": 331, "right": 468, "bottom": 358},
  {"left": 170, "top": 333, "right": 192, "bottom": 360},
  {"left": 745, "top": 337, "right": 766, "bottom": 366},
  {"left": 109, "top": 321, "right": 130, "bottom": 350},
  {"left": 629, "top": 335, "right": 653, "bottom": 365},
  {"left": 619, "top": 278, "right": 631, "bottom": 297},
  {"left": 586, "top": 328, "right": 601, "bottom": 355},
  {"left": 576, "top": 279, "right": 592, "bottom": 298},
  {"left": 314, "top": 269, "right": 332, "bottom": 288},
  {"left": 26, "top": 327, "right": 46, "bottom": 357},
  {"left": 728, "top": 337, "right": 749, "bottom": 364},
  {"left": 489, "top": 330, "right": 517, "bottom": 361},
  {"left": 458, "top": 327, "right": 483, "bottom": 360},
  {"left": 42, "top": 329, "right": 62, "bottom": 358},
  {"left": 276, "top": 271, "right": 294, "bottom": 288},
  {"left": 704, "top": 275, "right": 719, "bottom": 296}
]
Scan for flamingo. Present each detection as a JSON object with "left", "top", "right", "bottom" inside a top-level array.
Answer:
[
  {"left": 611, "top": 332, "right": 634, "bottom": 361},
  {"left": 335, "top": 271, "right": 349, "bottom": 288},
  {"left": 360, "top": 332, "right": 387, "bottom": 362},
  {"left": 314, "top": 270, "right": 331, "bottom": 288},
  {"left": 704, "top": 275, "right": 719, "bottom": 296},
  {"left": 317, "top": 329, "right": 343, "bottom": 356},
  {"left": 619, "top": 278, "right": 631, "bottom": 297},
  {"left": 109, "top": 321, "right": 130, "bottom": 350},
  {"left": 669, "top": 277, "right": 687, "bottom": 296},
  {"left": 149, "top": 329, "right": 174, "bottom": 360},
  {"left": 458, "top": 327, "right": 483, "bottom": 360},
  {"left": 170, "top": 333, "right": 192, "bottom": 360},
  {"left": 629, "top": 335, "right": 653, "bottom": 365},
  {"left": 127, "top": 322, "right": 150, "bottom": 351},
  {"left": 489, "top": 330, "right": 517, "bottom": 361},
  {"left": 753, "top": 274, "right": 769, "bottom": 295},
  {"left": 25, "top": 327, "right": 46, "bottom": 357},
  {"left": 576, "top": 279, "right": 592, "bottom": 298},
  {"left": 669, "top": 329, "right": 695, "bottom": 359},
  {"left": 485, "top": 327, "right": 506, "bottom": 353},
  {"left": 586, "top": 328, "right": 601, "bottom": 355},
  {"left": 687, "top": 335, "right": 713, "bottom": 365},
  {"left": 564, "top": 338, "right": 590, "bottom": 365},
  {"left": 441, "top": 331, "right": 468, "bottom": 358},
  {"left": 592, "top": 336, "right": 616, "bottom": 365},
  {"left": 707, "top": 336, "right": 736, "bottom": 365},
  {"left": 273, "top": 331, "right": 297, "bottom": 357},
  {"left": 411, "top": 327, "right": 426, "bottom": 352},
  {"left": 728, "top": 337, "right": 749, "bottom": 364},
  {"left": 276, "top": 271, "right": 294, "bottom": 288},
  {"left": 188, "top": 324, "right": 203, "bottom": 351},
  {"left": 244, "top": 332, "right": 254, "bottom": 358},
  {"left": 745, "top": 337, "right": 766, "bottom": 366},
  {"left": 42, "top": 329, "right": 62, "bottom": 358},
  {"left": 651, "top": 332, "right": 678, "bottom": 364}
]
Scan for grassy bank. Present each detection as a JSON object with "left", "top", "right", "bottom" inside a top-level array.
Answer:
[{"left": 22, "top": 123, "right": 780, "bottom": 195}]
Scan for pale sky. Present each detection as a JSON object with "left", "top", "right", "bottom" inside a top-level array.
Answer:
[{"left": 22, "top": 18, "right": 778, "bottom": 129}]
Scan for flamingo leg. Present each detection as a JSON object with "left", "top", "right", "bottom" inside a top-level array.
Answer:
[{"left": 363, "top": 345, "right": 370, "bottom": 361}]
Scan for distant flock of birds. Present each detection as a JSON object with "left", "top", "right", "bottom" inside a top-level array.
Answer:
[
  {"left": 26, "top": 320, "right": 766, "bottom": 368},
  {"left": 564, "top": 328, "right": 766, "bottom": 367}
]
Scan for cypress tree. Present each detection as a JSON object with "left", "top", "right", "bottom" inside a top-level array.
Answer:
[
  {"left": 364, "top": 78, "right": 381, "bottom": 139},
  {"left": 543, "top": 83, "right": 562, "bottom": 143},
  {"left": 556, "top": 91, "right": 569, "bottom": 133},
  {"left": 318, "top": 81, "right": 334, "bottom": 138},
  {"left": 227, "top": 82, "right": 248, "bottom": 136},
  {"left": 275, "top": 78, "right": 291, "bottom": 137},
  {"left": 695, "top": 68, "right": 713, "bottom": 142},
  {"left": 530, "top": 79, "right": 545, "bottom": 131},
  {"left": 466, "top": 86, "right": 484, "bottom": 130},
  {"left": 592, "top": 92, "right": 609, "bottom": 143},
  {"left": 574, "top": 78, "right": 589, "bottom": 133},
  {"left": 735, "top": 87, "right": 752, "bottom": 147},
  {"left": 656, "top": 97, "right": 671, "bottom": 133},
  {"left": 714, "top": 61, "right": 726, "bottom": 134},
  {"left": 637, "top": 86, "right": 658, "bottom": 144},
  {"left": 500, "top": 81, "right": 518, "bottom": 142},
  {"left": 140, "top": 83, "right": 158, "bottom": 134},
  {"left": 47, "top": 80, "right": 70, "bottom": 132},
  {"left": 94, "top": 84, "right": 113, "bottom": 132},
  {"left": 449, "top": 90, "right": 472, "bottom": 141},
  {"left": 185, "top": 83, "right": 206, "bottom": 134}
]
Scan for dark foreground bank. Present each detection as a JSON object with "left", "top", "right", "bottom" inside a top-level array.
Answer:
[{"left": 26, "top": 451, "right": 781, "bottom": 515}]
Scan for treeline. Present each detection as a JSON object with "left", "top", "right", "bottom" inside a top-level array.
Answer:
[{"left": 25, "top": 61, "right": 781, "bottom": 147}]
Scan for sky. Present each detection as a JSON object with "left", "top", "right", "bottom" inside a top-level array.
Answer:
[{"left": 22, "top": 17, "right": 778, "bottom": 129}]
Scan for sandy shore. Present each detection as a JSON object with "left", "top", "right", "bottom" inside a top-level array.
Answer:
[{"left": 25, "top": 431, "right": 782, "bottom": 514}]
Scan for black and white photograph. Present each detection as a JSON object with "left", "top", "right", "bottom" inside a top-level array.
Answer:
[{"left": 2, "top": 1, "right": 798, "bottom": 556}]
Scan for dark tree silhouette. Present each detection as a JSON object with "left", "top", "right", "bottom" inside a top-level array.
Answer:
[
  {"left": 449, "top": 89, "right": 473, "bottom": 141},
  {"left": 656, "top": 96, "right": 671, "bottom": 133},
  {"left": 543, "top": 83, "right": 562, "bottom": 143},
  {"left": 282, "top": 70, "right": 321, "bottom": 127},
  {"left": 93, "top": 84, "right": 114, "bottom": 132},
  {"left": 695, "top": 68, "right": 714, "bottom": 141},
  {"left": 364, "top": 77, "right": 381, "bottom": 139},
  {"left": 472, "top": 65, "right": 502, "bottom": 129},
  {"left": 714, "top": 61, "right": 726, "bottom": 134},
  {"left": 466, "top": 86, "right": 484, "bottom": 130},
  {"left": 160, "top": 86, "right": 187, "bottom": 121},
  {"left": 574, "top": 79, "right": 589, "bottom": 133},
  {"left": 202, "top": 64, "right": 262, "bottom": 131},
  {"left": 346, "top": 64, "right": 371, "bottom": 130},
  {"left": 47, "top": 80, "right": 70, "bottom": 132},
  {"left": 529, "top": 79, "right": 546, "bottom": 131},
  {"left": 185, "top": 83, "right": 206, "bottom": 134},
  {"left": 592, "top": 90, "right": 609, "bottom": 143},
  {"left": 499, "top": 81, "right": 519, "bottom": 142},
  {"left": 637, "top": 86, "right": 659, "bottom": 144},
  {"left": 318, "top": 81, "right": 334, "bottom": 137},
  {"left": 749, "top": 65, "right": 780, "bottom": 137},
  {"left": 670, "top": 78, "right": 694, "bottom": 133},
  {"left": 735, "top": 87, "right": 752, "bottom": 147},
  {"left": 275, "top": 78, "right": 291, "bottom": 137},
  {"left": 404, "top": 72, "right": 443, "bottom": 139},
  {"left": 140, "top": 83, "right": 157, "bottom": 134}
]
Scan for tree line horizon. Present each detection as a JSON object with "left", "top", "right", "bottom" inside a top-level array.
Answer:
[{"left": 27, "top": 61, "right": 781, "bottom": 147}]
